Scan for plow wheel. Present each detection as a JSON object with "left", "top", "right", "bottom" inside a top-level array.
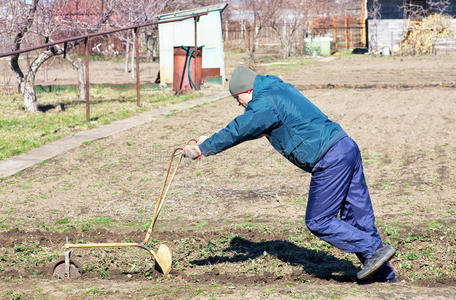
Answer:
[
  {"left": 52, "top": 251, "right": 81, "bottom": 279},
  {"left": 52, "top": 259, "right": 81, "bottom": 279}
]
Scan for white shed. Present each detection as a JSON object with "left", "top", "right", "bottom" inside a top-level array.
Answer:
[{"left": 157, "top": 3, "right": 228, "bottom": 86}]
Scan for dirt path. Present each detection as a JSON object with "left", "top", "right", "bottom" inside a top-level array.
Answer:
[{"left": 1, "top": 55, "right": 455, "bottom": 299}]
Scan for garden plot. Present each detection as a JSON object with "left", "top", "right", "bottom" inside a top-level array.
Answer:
[{"left": 1, "top": 56, "right": 455, "bottom": 299}]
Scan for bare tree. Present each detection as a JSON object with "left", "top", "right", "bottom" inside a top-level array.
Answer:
[
  {"left": 113, "top": 0, "right": 178, "bottom": 75},
  {"left": 401, "top": 0, "right": 451, "bottom": 20},
  {"left": 113, "top": 1, "right": 142, "bottom": 75},
  {"left": 4, "top": 0, "right": 116, "bottom": 112},
  {"left": 54, "top": 0, "right": 116, "bottom": 99},
  {"left": 427, "top": 0, "right": 451, "bottom": 14},
  {"left": 369, "top": 0, "right": 382, "bottom": 54},
  {"left": 3, "top": 0, "right": 223, "bottom": 112},
  {"left": 239, "top": 0, "right": 282, "bottom": 64},
  {"left": 270, "top": 1, "right": 302, "bottom": 59},
  {"left": 7, "top": 0, "right": 41, "bottom": 112},
  {"left": 272, "top": 0, "right": 327, "bottom": 58}
]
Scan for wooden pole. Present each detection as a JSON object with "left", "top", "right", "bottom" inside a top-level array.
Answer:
[
  {"left": 345, "top": 16, "right": 350, "bottom": 49},
  {"left": 361, "top": 0, "right": 367, "bottom": 47},
  {"left": 334, "top": 16, "right": 338, "bottom": 49},
  {"left": 194, "top": 16, "right": 199, "bottom": 89},
  {"left": 84, "top": 37, "right": 90, "bottom": 122},
  {"left": 135, "top": 27, "right": 140, "bottom": 107}
]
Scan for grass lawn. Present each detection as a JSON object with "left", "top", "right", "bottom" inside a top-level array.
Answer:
[{"left": 0, "top": 85, "right": 204, "bottom": 160}]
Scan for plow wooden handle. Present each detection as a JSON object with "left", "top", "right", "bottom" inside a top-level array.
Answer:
[{"left": 143, "top": 151, "right": 182, "bottom": 245}]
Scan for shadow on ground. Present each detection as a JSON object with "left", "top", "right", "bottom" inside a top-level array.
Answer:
[
  {"left": 38, "top": 98, "right": 140, "bottom": 112},
  {"left": 190, "top": 236, "right": 358, "bottom": 282}
]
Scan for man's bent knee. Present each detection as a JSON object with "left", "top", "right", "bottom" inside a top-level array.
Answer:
[{"left": 305, "top": 217, "right": 330, "bottom": 236}]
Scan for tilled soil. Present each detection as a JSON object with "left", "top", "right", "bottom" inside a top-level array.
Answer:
[{"left": 1, "top": 55, "right": 456, "bottom": 299}]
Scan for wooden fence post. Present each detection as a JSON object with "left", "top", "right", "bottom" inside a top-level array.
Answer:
[{"left": 345, "top": 16, "right": 350, "bottom": 49}]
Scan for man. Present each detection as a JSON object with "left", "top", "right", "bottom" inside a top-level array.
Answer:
[{"left": 183, "top": 66, "right": 397, "bottom": 282}]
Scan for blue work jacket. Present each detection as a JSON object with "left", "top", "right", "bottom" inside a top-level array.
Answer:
[{"left": 199, "top": 75, "right": 347, "bottom": 172}]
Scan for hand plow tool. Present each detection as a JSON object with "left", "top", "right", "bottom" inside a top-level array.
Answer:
[{"left": 53, "top": 146, "right": 186, "bottom": 279}]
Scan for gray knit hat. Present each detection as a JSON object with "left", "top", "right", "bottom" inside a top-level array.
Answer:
[{"left": 229, "top": 66, "right": 257, "bottom": 96}]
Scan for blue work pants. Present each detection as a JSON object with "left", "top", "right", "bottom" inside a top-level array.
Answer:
[{"left": 305, "top": 137, "right": 395, "bottom": 280}]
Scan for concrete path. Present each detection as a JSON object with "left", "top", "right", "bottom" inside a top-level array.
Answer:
[{"left": 0, "top": 91, "right": 229, "bottom": 178}]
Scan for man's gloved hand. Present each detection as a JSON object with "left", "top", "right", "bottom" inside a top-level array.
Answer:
[
  {"left": 183, "top": 144, "right": 202, "bottom": 160},
  {"left": 196, "top": 136, "right": 208, "bottom": 145}
]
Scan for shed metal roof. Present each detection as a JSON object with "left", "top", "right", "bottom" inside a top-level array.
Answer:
[{"left": 157, "top": 3, "right": 228, "bottom": 21}]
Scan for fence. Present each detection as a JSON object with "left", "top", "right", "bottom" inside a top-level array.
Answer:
[
  {"left": 224, "top": 22, "right": 307, "bottom": 57},
  {"left": 434, "top": 38, "right": 456, "bottom": 55},
  {"left": 0, "top": 12, "right": 207, "bottom": 121},
  {"left": 224, "top": 22, "right": 282, "bottom": 50},
  {"left": 311, "top": 16, "right": 366, "bottom": 49},
  {"left": 224, "top": 16, "right": 367, "bottom": 53}
]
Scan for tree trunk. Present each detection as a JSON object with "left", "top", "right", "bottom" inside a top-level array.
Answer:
[
  {"left": 73, "top": 59, "right": 86, "bottom": 101},
  {"left": 125, "top": 31, "right": 130, "bottom": 73},
  {"left": 282, "top": 23, "right": 288, "bottom": 59},
  {"left": 20, "top": 74, "right": 38, "bottom": 112},
  {"left": 77, "top": 60, "right": 86, "bottom": 101},
  {"left": 63, "top": 49, "right": 87, "bottom": 101},
  {"left": 249, "top": 25, "right": 256, "bottom": 64},
  {"left": 145, "top": 33, "right": 151, "bottom": 61},
  {"left": 10, "top": 54, "right": 38, "bottom": 113},
  {"left": 10, "top": 48, "right": 62, "bottom": 112}
]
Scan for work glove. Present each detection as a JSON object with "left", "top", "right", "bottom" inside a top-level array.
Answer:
[{"left": 183, "top": 144, "right": 202, "bottom": 160}]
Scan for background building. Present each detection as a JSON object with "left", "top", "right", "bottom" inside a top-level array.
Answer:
[
  {"left": 367, "top": 0, "right": 456, "bottom": 53},
  {"left": 157, "top": 3, "right": 228, "bottom": 86}
]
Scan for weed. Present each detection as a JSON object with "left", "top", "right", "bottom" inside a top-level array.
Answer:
[
  {"left": 263, "top": 288, "right": 275, "bottom": 296},
  {"left": 403, "top": 252, "right": 419, "bottom": 260},
  {"left": 81, "top": 223, "right": 92, "bottom": 232},
  {"left": 94, "top": 216, "right": 114, "bottom": 225},
  {"left": 208, "top": 293, "right": 217, "bottom": 300},
  {"left": 85, "top": 287, "right": 100, "bottom": 295},
  {"left": 62, "top": 181, "right": 74, "bottom": 190},
  {"left": 428, "top": 220, "right": 442, "bottom": 230},
  {"left": 56, "top": 217, "right": 70, "bottom": 224},
  {"left": 196, "top": 221, "right": 209, "bottom": 229},
  {"left": 8, "top": 291, "right": 23, "bottom": 300},
  {"left": 292, "top": 198, "right": 306, "bottom": 205},
  {"left": 147, "top": 238, "right": 161, "bottom": 249},
  {"left": 192, "top": 287, "right": 205, "bottom": 296},
  {"left": 304, "top": 293, "right": 319, "bottom": 300},
  {"left": 100, "top": 269, "right": 111, "bottom": 279},
  {"left": 241, "top": 222, "right": 253, "bottom": 231}
]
